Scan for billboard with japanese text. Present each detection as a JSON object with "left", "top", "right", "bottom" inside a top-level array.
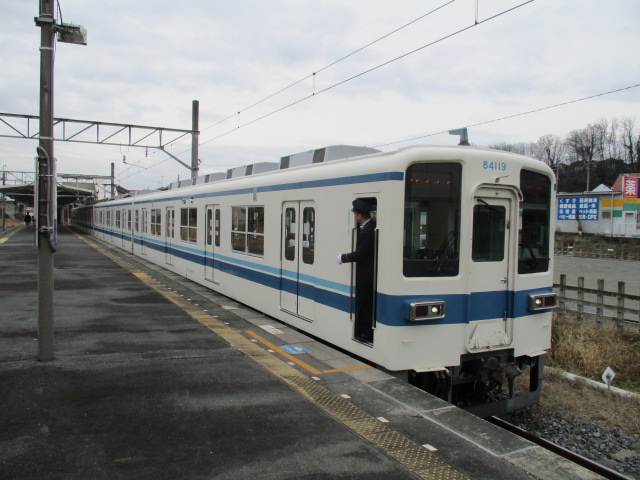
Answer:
[{"left": 557, "top": 197, "right": 599, "bottom": 221}]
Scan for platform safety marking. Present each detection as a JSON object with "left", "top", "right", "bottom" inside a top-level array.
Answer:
[
  {"left": 74, "top": 230, "right": 471, "bottom": 480},
  {"left": 0, "top": 227, "right": 22, "bottom": 245}
]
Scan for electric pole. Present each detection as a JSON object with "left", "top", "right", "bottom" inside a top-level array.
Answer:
[
  {"left": 34, "top": 0, "right": 86, "bottom": 362},
  {"left": 35, "top": 0, "right": 56, "bottom": 362}
]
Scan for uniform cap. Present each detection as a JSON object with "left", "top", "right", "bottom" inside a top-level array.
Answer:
[{"left": 351, "top": 199, "right": 372, "bottom": 213}]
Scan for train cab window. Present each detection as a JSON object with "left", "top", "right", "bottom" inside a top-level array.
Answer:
[
  {"left": 302, "top": 207, "right": 315, "bottom": 264},
  {"left": 284, "top": 208, "right": 296, "bottom": 261},
  {"left": 403, "top": 163, "right": 461, "bottom": 277},
  {"left": 472, "top": 204, "right": 506, "bottom": 261},
  {"left": 180, "top": 207, "right": 198, "bottom": 243},
  {"left": 519, "top": 170, "right": 551, "bottom": 274}
]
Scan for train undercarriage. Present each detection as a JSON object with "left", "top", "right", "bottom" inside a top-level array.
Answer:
[{"left": 407, "top": 350, "right": 545, "bottom": 417}]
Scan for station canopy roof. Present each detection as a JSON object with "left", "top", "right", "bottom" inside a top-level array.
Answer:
[{"left": 0, "top": 182, "right": 95, "bottom": 208}]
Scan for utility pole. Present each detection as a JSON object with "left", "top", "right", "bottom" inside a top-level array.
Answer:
[
  {"left": 35, "top": 0, "right": 56, "bottom": 362},
  {"left": 34, "top": 0, "right": 86, "bottom": 362},
  {"left": 110, "top": 162, "right": 115, "bottom": 199},
  {"left": 1, "top": 166, "right": 6, "bottom": 231},
  {"left": 191, "top": 100, "right": 199, "bottom": 179}
]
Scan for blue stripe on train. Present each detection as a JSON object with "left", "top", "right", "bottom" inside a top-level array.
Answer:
[{"left": 90, "top": 224, "right": 552, "bottom": 326}]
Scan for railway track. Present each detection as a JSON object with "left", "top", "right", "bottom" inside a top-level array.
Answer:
[{"left": 487, "top": 416, "right": 634, "bottom": 480}]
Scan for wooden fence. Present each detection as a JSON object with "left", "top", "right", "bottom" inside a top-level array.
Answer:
[
  {"left": 555, "top": 243, "right": 640, "bottom": 261},
  {"left": 554, "top": 274, "right": 640, "bottom": 332}
]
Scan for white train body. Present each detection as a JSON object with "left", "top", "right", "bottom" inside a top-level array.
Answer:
[{"left": 73, "top": 145, "right": 556, "bottom": 416}]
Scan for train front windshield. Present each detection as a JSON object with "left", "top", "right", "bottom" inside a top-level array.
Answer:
[
  {"left": 403, "top": 163, "right": 462, "bottom": 277},
  {"left": 518, "top": 169, "right": 552, "bottom": 274}
]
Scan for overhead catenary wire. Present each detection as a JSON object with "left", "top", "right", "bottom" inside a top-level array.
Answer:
[
  {"left": 373, "top": 82, "right": 640, "bottom": 148},
  {"left": 197, "top": 0, "right": 535, "bottom": 148},
  {"left": 200, "top": 0, "right": 457, "bottom": 134},
  {"left": 117, "top": 81, "right": 640, "bottom": 185}
]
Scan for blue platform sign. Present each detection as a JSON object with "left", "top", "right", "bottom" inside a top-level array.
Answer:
[
  {"left": 280, "top": 345, "right": 310, "bottom": 355},
  {"left": 557, "top": 197, "right": 599, "bottom": 221}
]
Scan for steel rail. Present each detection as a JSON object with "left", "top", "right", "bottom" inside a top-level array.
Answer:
[{"left": 487, "top": 416, "right": 633, "bottom": 480}]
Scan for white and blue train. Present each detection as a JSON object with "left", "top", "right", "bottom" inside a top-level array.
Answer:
[{"left": 73, "top": 144, "right": 557, "bottom": 416}]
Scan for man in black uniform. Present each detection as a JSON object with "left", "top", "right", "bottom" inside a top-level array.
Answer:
[{"left": 337, "top": 199, "right": 376, "bottom": 343}]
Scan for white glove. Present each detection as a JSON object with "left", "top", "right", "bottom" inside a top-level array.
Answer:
[{"left": 336, "top": 254, "right": 343, "bottom": 265}]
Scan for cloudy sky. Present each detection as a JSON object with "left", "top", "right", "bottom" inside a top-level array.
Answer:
[{"left": 1, "top": 0, "right": 639, "bottom": 192}]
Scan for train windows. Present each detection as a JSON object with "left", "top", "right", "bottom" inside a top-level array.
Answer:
[
  {"left": 232, "top": 206, "right": 247, "bottom": 253},
  {"left": 214, "top": 208, "right": 221, "bottom": 247},
  {"left": 180, "top": 207, "right": 198, "bottom": 243},
  {"left": 206, "top": 208, "right": 213, "bottom": 246},
  {"left": 115, "top": 210, "right": 121, "bottom": 229},
  {"left": 127, "top": 210, "right": 132, "bottom": 231},
  {"left": 232, "top": 206, "right": 265, "bottom": 256},
  {"left": 472, "top": 204, "right": 506, "bottom": 261},
  {"left": 247, "top": 206, "right": 265, "bottom": 256},
  {"left": 403, "top": 163, "right": 461, "bottom": 277},
  {"left": 166, "top": 209, "right": 174, "bottom": 238},
  {"left": 519, "top": 170, "right": 551, "bottom": 273},
  {"left": 151, "top": 209, "right": 161, "bottom": 236},
  {"left": 284, "top": 208, "right": 296, "bottom": 261},
  {"left": 206, "top": 207, "right": 221, "bottom": 247},
  {"left": 135, "top": 210, "right": 140, "bottom": 233},
  {"left": 302, "top": 207, "right": 315, "bottom": 264}
]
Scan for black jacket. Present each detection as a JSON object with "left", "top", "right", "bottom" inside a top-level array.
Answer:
[{"left": 341, "top": 220, "right": 376, "bottom": 284}]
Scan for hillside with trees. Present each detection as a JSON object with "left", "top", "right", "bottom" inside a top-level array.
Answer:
[{"left": 489, "top": 117, "right": 639, "bottom": 193}]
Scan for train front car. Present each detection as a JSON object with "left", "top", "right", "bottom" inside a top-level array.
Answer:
[{"left": 378, "top": 147, "right": 556, "bottom": 417}]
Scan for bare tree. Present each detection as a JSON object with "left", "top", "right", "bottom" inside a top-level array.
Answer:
[
  {"left": 488, "top": 142, "right": 533, "bottom": 156},
  {"left": 565, "top": 124, "right": 602, "bottom": 190},
  {"left": 620, "top": 117, "right": 640, "bottom": 168},
  {"left": 531, "top": 134, "right": 567, "bottom": 170}
]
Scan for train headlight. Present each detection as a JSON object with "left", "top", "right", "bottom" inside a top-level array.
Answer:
[
  {"left": 528, "top": 293, "right": 557, "bottom": 311},
  {"left": 409, "top": 301, "right": 446, "bottom": 321}
]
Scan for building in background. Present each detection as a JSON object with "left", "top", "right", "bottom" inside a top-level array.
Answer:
[{"left": 556, "top": 174, "right": 640, "bottom": 237}]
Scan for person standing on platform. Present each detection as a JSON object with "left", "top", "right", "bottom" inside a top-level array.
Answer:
[
  {"left": 24, "top": 212, "right": 32, "bottom": 230},
  {"left": 336, "top": 199, "right": 376, "bottom": 343}
]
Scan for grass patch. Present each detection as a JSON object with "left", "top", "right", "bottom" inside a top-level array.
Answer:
[
  {"left": 538, "top": 314, "right": 640, "bottom": 435},
  {"left": 548, "top": 314, "right": 640, "bottom": 392},
  {"left": 537, "top": 369, "right": 640, "bottom": 435}
]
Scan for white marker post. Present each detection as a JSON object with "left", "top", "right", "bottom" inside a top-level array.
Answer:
[{"left": 602, "top": 366, "right": 616, "bottom": 408}]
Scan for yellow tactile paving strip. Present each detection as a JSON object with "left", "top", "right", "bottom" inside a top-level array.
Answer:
[
  {"left": 74, "top": 231, "right": 471, "bottom": 480},
  {"left": 0, "top": 227, "right": 22, "bottom": 245}
]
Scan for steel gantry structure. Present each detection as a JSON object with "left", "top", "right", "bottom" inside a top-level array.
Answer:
[{"left": 0, "top": 103, "right": 200, "bottom": 178}]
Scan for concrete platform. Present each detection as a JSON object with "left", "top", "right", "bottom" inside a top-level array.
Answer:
[{"left": 0, "top": 227, "right": 604, "bottom": 479}]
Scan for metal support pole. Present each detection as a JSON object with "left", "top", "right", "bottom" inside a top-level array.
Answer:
[
  {"left": 110, "top": 162, "right": 115, "bottom": 199},
  {"left": 1, "top": 166, "right": 6, "bottom": 231},
  {"left": 35, "top": 0, "right": 56, "bottom": 362},
  {"left": 191, "top": 100, "right": 199, "bottom": 179}
]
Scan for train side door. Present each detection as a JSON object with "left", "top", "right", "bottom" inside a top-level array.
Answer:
[
  {"left": 165, "top": 207, "right": 175, "bottom": 265},
  {"left": 468, "top": 188, "right": 514, "bottom": 351},
  {"left": 121, "top": 209, "right": 127, "bottom": 246},
  {"left": 280, "top": 201, "right": 316, "bottom": 320},
  {"left": 204, "top": 205, "right": 220, "bottom": 283}
]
